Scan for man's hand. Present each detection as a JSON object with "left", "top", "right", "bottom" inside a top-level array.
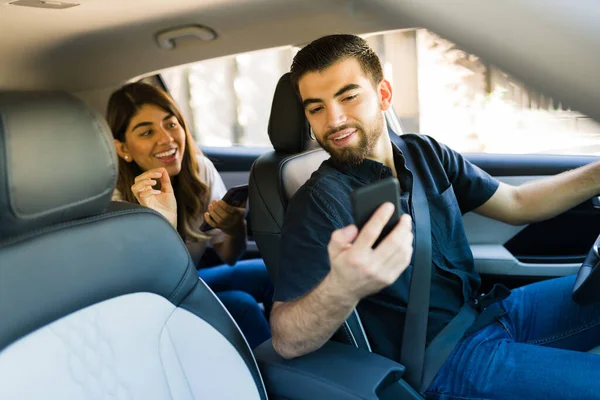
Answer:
[
  {"left": 270, "top": 202, "right": 413, "bottom": 359},
  {"left": 131, "top": 168, "right": 177, "bottom": 228},
  {"left": 328, "top": 202, "right": 413, "bottom": 300}
]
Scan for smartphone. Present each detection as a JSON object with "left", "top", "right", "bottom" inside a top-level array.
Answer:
[
  {"left": 221, "top": 184, "right": 249, "bottom": 207},
  {"left": 350, "top": 178, "right": 403, "bottom": 248},
  {"left": 200, "top": 184, "right": 249, "bottom": 232}
]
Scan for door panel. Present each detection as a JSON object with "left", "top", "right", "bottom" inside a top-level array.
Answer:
[
  {"left": 466, "top": 153, "right": 599, "bottom": 176},
  {"left": 464, "top": 154, "right": 600, "bottom": 288},
  {"left": 200, "top": 146, "right": 600, "bottom": 283}
]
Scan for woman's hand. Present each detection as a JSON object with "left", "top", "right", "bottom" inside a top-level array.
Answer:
[
  {"left": 131, "top": 168, "right": 177, "bottom": 228},
  {"left": 204, "top": 200, "right": 246, "bottom": 237}
]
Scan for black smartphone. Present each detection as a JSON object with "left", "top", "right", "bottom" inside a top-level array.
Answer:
[
  {"left": 350, "top": 178, "right": 403, "bottom": 247},
  {"left": 221, "top": 184, "right": 249, "bottom": 207},
  {"left": 200, "top": 184, "right": 249, "bottom": 232}
]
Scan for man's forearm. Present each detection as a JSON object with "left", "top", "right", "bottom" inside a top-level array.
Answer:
[
  {"left": 479, "top": 160, "right": 600, "bottom": 226},
  {"left": 271, "top": 274, "right": 359, "bottom": 359},
  {"left": 271, "top": 205, "right": 414, "bottom": 359},
  {"left": 516, "top": 160, "right": 600, "bottom": 223}
]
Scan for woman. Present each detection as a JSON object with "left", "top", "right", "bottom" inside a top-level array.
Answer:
[{"left": 106, "top": 82, "right": 272, "bottom": 348}]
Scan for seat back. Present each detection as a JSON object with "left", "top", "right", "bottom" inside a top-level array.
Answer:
[
  {"left": 249, "top": 73, "right": 372, "bottom": 351},
  {"left": 0, "top": 92, "right": 267, "bottom": 399},
  {"left": 249, "top": 149, "right": 328, "bottom": 281}
]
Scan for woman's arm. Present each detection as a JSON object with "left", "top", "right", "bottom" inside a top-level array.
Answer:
[{"left": 213, "top": 219, "right": 247, "bottom": 265}]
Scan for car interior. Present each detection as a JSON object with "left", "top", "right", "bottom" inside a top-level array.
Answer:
[{"left": 2, "top": 0, "right": 600, "bottom": 399}]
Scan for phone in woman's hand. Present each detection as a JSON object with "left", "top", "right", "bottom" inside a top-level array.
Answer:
[{"left": 200, "top": 184, "right": 249, "bottom": 231}]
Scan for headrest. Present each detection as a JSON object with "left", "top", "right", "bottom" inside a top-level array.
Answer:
[
  {"left": 267, "top": 73, "right": 316, "bottom": 153},
  {"left": 0, "top": 92, "right": 117, "bottom": 239}
]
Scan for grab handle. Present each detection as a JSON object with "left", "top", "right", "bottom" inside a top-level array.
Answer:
[{"left": 156, "top": 25, "right": 217, "bottom": 50}]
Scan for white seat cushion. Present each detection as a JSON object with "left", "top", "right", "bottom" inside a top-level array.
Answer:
[{"left": 0, "top": 292, "right": 261, "bottom": 400}]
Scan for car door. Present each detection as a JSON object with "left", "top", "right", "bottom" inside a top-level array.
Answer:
[
  {"left": 386, "top": 109, "right": 600, "bottom": 291},
  {"left": 465, "top": 153, "right": 600, "bottom": 291}
]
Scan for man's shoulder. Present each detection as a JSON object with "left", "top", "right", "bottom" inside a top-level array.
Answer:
[
  {"left": 397, "top": 133, "right": 443, "bottom": 153},
  {"left": 395, "top": 133, "right": 450, "bottom": 169}
]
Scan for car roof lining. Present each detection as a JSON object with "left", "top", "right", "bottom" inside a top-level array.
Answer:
[
  {"left": 0, "top": 0, "right": 407, "bottom": 91},
  {"left": 1, "top": 0, "right": 600, "bottom": 124}
]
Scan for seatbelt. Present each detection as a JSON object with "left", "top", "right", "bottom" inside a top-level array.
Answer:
[
  {"left": 420, "top": 286, "right": 509, "bottom": 391},
  {"left": 393, "top": 134, "right": 482, "bottom": 393},
  {"left": 394, "top": 137, "right": 431, "bottom": 390},
  {"left": 420, "top": 302, "right": 477, "bottom": 392}
]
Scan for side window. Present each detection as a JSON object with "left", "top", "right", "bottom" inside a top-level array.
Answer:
[
  {"left": 161, "top": 47, "right": 297, "bottom": 147},
  {"left": 366, "top": 30, "right": 600, "bottom": 155},
  {"left": 161, "top": 29, "right": 600, "bottom": 155}
]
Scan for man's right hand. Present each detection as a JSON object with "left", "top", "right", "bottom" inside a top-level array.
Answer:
[
  {"left": 327, "top": 202, "right": 413, "bottom": 300},
  {"left": 270, "top": 202, "right": 413, "bottom": 359},
  {"left": 131, "top": 167, "right": 178, "bottom": 228}
]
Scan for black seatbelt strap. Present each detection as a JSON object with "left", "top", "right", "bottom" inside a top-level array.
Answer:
[
  {"left": 394, "top": 134, "right": 482, "bottom": 393},
  {"left": 420, "top": 287, "right": 509, "bottom": 391},
  {"left": 394, "top": 137, "right": 431, "bottom": 390},
  {"left": 420, "top": 303, "right": 477, "bottom": 391}
]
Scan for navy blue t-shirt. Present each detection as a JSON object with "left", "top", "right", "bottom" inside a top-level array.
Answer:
[{"left": 274, "top": 133, "right": 500, "bottom": 363}]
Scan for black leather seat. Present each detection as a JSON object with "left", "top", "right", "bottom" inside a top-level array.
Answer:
[
  {"left": 248, "top": 75, "right": 424, "bottom": 399},
  {"left": 0, "top": 91, "right": 267, "bottom": 399},
  {"left": 249, "top": 73, "right": 374, "bottom": 351}
]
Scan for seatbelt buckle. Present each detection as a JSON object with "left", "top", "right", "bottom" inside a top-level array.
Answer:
[{"left": 473, "top": 283, "right": 511, "bottom": 311}]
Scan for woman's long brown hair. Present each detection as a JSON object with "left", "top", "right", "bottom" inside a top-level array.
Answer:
[{"left": 106, "top": 82, "right": 209, "bottom": 241}]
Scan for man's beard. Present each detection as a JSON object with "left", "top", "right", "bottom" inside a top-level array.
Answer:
[{"left": 316, "top": 112, "right": 384, "bottom": 166}]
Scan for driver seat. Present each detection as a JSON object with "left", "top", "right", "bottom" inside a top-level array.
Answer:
[{"left": 249, "top": 73, "right": 373, "bottom": 351}]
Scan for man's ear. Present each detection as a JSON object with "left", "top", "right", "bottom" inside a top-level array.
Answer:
[
  {"left": 378, "top": 79, "right": 393, "bottom": 111},
  {"left": 113, "top": 139, "right": 132, "bottom": 162}
]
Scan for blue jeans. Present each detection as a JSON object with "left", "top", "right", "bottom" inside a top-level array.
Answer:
[
  {"left": 198, "top": 258, "right": 274, "bottom": 349},
  {"left": 426, "top": 275, "right": 600, "bottom": 400}
]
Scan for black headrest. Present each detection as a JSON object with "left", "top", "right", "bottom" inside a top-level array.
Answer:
[
  {"left": 0, "top": 92, "right": 117, "bottom": 239},
  {"left": 267, "top": 73, "right": 316, "bottom": 153}
]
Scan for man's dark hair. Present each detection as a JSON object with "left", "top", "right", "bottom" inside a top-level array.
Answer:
[{"left": 290, "top": 34, "right": 383, "bottom": 96}]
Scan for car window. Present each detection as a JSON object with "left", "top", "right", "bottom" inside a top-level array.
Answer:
[
  {"left": 161, "top": 46, "right": 297, "bottom": 147},
  {"left": 161, "top": 29, "right": 600, "bottom": 155},
  {"left": 410, "top": 30, "right": 600, "bottom": 155}
]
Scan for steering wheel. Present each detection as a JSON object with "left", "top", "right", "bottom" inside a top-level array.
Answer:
[{"left": 573, "top": 234, "right": 600, "bottom": 305}]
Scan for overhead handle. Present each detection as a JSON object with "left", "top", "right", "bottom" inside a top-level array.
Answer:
[{"left": 155, "top": 25, "right": 217, "bottom": 50}]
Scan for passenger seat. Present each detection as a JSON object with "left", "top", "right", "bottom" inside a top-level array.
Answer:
[{"left": 0, "top": 92, "right": 267, "bottom": 399}]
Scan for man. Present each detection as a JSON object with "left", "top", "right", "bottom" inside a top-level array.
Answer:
[{"left": 270, "top": 34, "right": 600, "bottom": 399}]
